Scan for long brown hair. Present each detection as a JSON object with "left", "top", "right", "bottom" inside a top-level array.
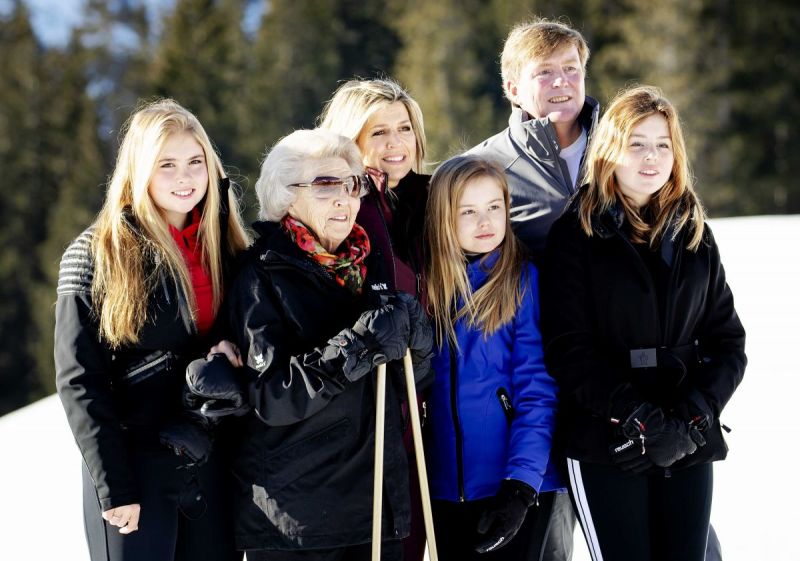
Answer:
[
  {"left": 91, "top": 99, "right": 249, "bottom": 347},
  {"left": 579, "top": 85, "right": 705, "bottom": 250},
  {"left": 425, "top": 155, "right": 526, "bottom": 349}
]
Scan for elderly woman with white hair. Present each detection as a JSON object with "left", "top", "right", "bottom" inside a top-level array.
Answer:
[{"left": 186, "top": 128, "right": 433, "bottom": 561}]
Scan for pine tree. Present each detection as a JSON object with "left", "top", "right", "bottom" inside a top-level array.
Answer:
[
  {"left": 588, "top": 0, "right": 733, "bottom": 214},
  {"left": 80, "top": 0, "right": 152, "bottom": 149},
  {"left": 389, "top": 0, "right": 502, "bottom": 162},
  {"left": 151, "top": 0, "right": 250, "bottom": 187},
  {"left": 721, "top": 0, "right": 800, "bottom": 214},
  {"left": 0, "top": 1, "right": 46, "bottom": 413},
  {"left": 241, "top": 0, "right": 342, "bottom": 157},
  {"left": 28, "top": 33, "right": 106, "bottom": 396}
]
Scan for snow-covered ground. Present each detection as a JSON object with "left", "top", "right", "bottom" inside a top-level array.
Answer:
[{"left": 1, "top": 215, "right": 797, "bottom": 560}]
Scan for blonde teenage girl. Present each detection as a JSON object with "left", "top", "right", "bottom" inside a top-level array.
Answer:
[{"left": 55, "top": 99, "right": 249, "bottom": 561}]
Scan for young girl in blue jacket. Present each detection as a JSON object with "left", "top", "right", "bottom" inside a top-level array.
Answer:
[{"left": 424, "top": 155, "right": 561, "bottom": 560}]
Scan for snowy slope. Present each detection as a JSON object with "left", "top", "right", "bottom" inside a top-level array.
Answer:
[{"left": 1, "top": 215, "right": 797, "bottom": 560}]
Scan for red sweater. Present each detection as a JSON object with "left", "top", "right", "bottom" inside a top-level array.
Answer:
[{"left": 169, "top": 210, "right": 214, "bottom": 336}]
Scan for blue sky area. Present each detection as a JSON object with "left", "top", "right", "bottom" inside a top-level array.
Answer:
[{"left": 0, "top": 0, "right": 264, "bottom": 47}]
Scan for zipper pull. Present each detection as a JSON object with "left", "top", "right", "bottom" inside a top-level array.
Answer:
[
  {"left": 421, "top": 401, "right": 427, "bottom": 427},
  {"left": 496, "top": 388, "right": 515, "bottom": 424}
]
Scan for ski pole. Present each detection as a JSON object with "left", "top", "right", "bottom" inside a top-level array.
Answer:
[
  {"left": 403, "top": 350, "right": 439, "bottom": 561},
  {"left": 372, "top": 362, "right": 387, "bottom": 561}
]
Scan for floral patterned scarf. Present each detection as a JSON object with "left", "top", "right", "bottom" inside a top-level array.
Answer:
[{"left": 281, "top": 215, "right": 370, "bottom": 294}]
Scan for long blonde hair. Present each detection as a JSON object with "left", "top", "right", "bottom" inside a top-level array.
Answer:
[
  {"left": 580, "top": 85, "right": 705, "bottom": 250},
  {"left": 91, "top": 99, "right": 249, "bottom": 347},
  {"left": 318, "top": 77, "right": 427, "bottom": 173},
  {"left": 425, "top": 155, "right": 526, "bottom": 349}
]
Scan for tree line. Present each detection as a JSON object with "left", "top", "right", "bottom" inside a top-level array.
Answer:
[{"left": 0, "top": 0, "right": 797, "bottom": 414}]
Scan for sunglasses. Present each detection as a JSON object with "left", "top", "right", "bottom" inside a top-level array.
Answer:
[{"left": 289, "top": 175, "right": 370, "bottom": 199}]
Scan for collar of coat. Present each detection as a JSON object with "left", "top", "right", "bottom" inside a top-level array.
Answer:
[
  {"left": 508, "top": 96, "right": 600, "bottom": 162},
  {"left": 466, "top": 249, "right": 501, "bottom": 288},
  {"left": 578, "top": 193, "right": 690, "bottom": 268}
]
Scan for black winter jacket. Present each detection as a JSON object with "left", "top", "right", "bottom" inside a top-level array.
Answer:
[
  {"left": 54, "top": 228, "right": 208, "bottom": 511},
  {"left": 540, "top": 197, "right": 746, "bottom": 469},
  {"left": 222, "top": 221, "right": 431, "bottom": 550}
]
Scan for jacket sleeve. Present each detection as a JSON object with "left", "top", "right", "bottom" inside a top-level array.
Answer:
[
  {"left": 228, "top": 266, "right": 350, "bottom": 427},
  {"left": 54, "top": 232, "right": 139, "bottom": 511},
  {"left": 685, "top": 226, "right": 747, "bottom": 421},
  {"left": 540, "top": 216, "right": 634, "bottom": 419},
  {"left": 505, "top": 265, "right": 560, "bottom": 492}
]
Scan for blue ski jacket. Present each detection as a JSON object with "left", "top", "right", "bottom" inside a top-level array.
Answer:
[{"left": 426, "top": 251, "right": 562, "bottom": 502}]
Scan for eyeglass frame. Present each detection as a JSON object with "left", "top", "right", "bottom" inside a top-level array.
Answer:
[{"left": 288, "top": 175, "right": 370, "bottom": 199}]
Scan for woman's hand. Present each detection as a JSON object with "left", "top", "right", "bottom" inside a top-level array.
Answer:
[
  {"left": 209, "top": 339, "right": 243, "bottom": 367},
  {"left": 102, "top": 503, "right": 141, "bottom": 534}
]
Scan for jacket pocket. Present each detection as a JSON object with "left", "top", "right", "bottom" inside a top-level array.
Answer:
[
  {"left": 119, "top": 350, "right": 175, "bottom": 386},
  {"left": 261, "top": 418, "right": 352, "bottom": 494},
  {"left": 496, "top": 387, "right": 515, "bottom": 425}
]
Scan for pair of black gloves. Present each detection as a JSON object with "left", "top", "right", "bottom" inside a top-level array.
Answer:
[
  {"left": 609, "top": 388, "right": 709, "bottom": 473},
  {"left": 322, "top": 292, "right": 432, "bottom": 385},
  {"left": 162, "top": 293, "right": 433, "bottom": 463}
]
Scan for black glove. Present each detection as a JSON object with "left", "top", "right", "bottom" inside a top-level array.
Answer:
[
  {"left": 390, "top": 293, "right": 433, "bottom": 355},
  {"left": 159, "top": 418, "right": 212, "bottom": 465},
  {"left": 610, "top": 435, "right": 655, "bottom": 474},
  {"left": 185, "top": 353, "right": 250, "bottom": 418},
  {"left": 352, "top": 301, "right": 410, "bottom": 365},
  {"left": 320, "top": 328, "right": 373, "bottom": 383},
  {"left": 474, "top": 479, "right": 537, "bottom": 553},
  {"left": 672, "top": 389, "right": 713, "bottom": 447},
  {"left": 614, "top": 402, "right": 698, "bottom": 468},
  {"left": 390, "top": 292, "right": 434, "bottom": 385}
]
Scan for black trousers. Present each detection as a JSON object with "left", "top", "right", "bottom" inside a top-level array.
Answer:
[
  {"left": 567, "top": 459, "right": 713, "bottom": 561},
  {"left": 82, "top": 444, "right": 239, "bottom": 561},
  {"left": 245, "top": 540, "right": 403, "bottom": 561},
  {"left": 432, "top": 494, "right": 549, "bottom": 561}
]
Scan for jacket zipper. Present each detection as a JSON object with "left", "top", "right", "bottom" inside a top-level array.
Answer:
[
  {"left": 448, "top": 344, "right": 466, "bottom": 502},
  {"left": 612, "top": 221, "right": 663, "bottom": 344},
  {"left": 660, "top": 230, "right": 685, "bottom": 343},
  {"left": 121, "top": 351, "right": 173, "bottom": 383},
  {"left": 496, "top": 387, "right": 515, "bottom": 425}
]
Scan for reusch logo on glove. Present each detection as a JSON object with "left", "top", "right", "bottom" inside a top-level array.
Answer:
[{"left": 613, "top": 439, "right": 636, "bottom": 454}]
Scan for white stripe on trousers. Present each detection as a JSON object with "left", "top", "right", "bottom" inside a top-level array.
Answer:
[{"left": 567, "top": 458, "right": 604, "bottom": 561}]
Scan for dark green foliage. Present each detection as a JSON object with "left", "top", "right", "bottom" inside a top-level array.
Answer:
[
  {"left": 29, "top": 35, "right": 106, "bottom": 397},
  {"left": 0, "top": 2, "right": 42, "bottom": 413}
]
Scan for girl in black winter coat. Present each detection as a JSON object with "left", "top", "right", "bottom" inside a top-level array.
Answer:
[
  {"left": 540, "top": 86, "right": 746, "bottom": 561},
  {"left": 54, "top": 99, "right": 250, "bottom": 561}
]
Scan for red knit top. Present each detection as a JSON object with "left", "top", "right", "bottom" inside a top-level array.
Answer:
[{"left": 169, "top": 209, "right": 214, "bottom": 336}]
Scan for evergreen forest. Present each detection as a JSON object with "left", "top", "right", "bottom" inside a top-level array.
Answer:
[{"left": 1, "top": 0, "right": 797, "bottom": 414}]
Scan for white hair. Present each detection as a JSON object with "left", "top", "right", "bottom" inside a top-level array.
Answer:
[{"left": 256, "top": 129, "right": 365, "bottom": 221}]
